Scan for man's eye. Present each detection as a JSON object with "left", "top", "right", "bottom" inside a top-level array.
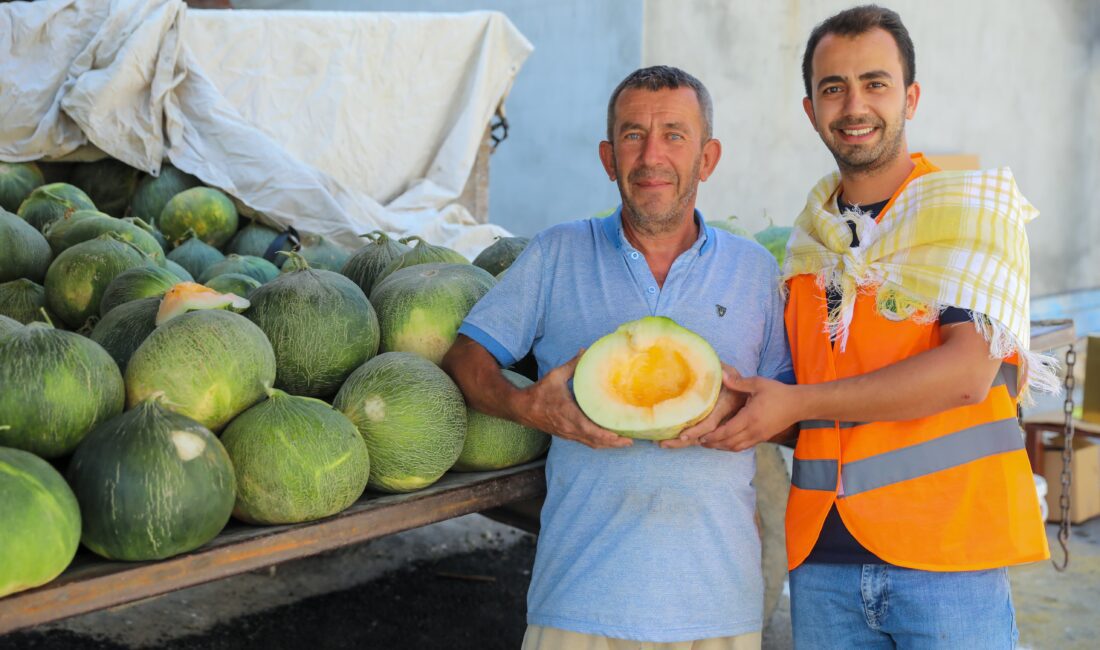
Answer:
[
  {"left": 668, "top": 133, "right": 684, "bottom": 141},
  {"left": 869, "top": 82, "right": 886, "bottom": 89},
  {"left": 823, "top": 86, "right": 842, "bottom": 95},
  {"left": 624, "top": 133, "right": 641, "bottom": 140}
]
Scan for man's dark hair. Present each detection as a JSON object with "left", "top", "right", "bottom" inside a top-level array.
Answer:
[
  {"left": 606, "top": 66, "right": 713, "bottom": 142},
  {"left": 801, "top": 5, "right": 915, "bottom": 99}
]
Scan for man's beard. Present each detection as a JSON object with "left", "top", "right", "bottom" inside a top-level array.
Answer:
[
  {"left": 825, "top": 105, "right": 907, "bottom": 175},
  {"left": 616, "top": 155, "right": 702, "bottom": 236}
]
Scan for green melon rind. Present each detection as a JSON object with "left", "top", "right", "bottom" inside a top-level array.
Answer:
[
  {"left": 296, "top": 234, "right": 351, "bottom": 272},
  {"left": 471, "top": 237, "right": 529, "bottom": 277},
  {"left": 163, "top": 259, "right": 195, "bottom": 282},
  {"left": 99, "top": 265, "right": 181, "bottom": 317},
  {"left": 16, "top": 183, "right": 96, "bottom": 232},
  {"left": 333, "top": 351, "right": 466, "bottom": 493},
  {"left": 339, "top": 231, "right": 411, "bottom": 297},
  {"left": 130, "top": 163, "right": 203, "bottom": 224},
  {"left": 753, "top": 225, "right": 793, "bottom": 267},
  {"left": 245, "top": 264, "right": 379, "bottom": 398},
  {"left": 66, "top": 399, "right": 236, "bottom": 561},
  {"left": 226, "top": 221, "right": 285, "bottom": 260},
  {"left": 369, "top": 263, "right": 495, "bottom": 365},
  {"left": 198, "top": 254, "right": 279, "bottom": 285},
  {"left": 47, "top": 214, "right": 165, "bottom": 261},
  {"left": 166, "top": 233, "right": 225, "bottom": 279},
  {"left": 157, "top": 187, "right": 239, "bottom": 249},
  {"left": 374, "top": 236, "right": 468, "bottom": 286},
  {"left": 0, "top": 209, "right": 52, "bottom": 283},
  {"left": 89, "top": 297, "right": 160, "bottom": 373},
  {"left": 204, "top": 272, "right": 262, "bottom": 297},
  {"left": 0, "top": 323, "right": 125, "bottom": 457},
  {"left": 70, "top": 159, "right": 142, "bottom": 218},
  {"left": 221, "top": 390, "right": 369, "bottom": 525},
  {"left": 452, "top": 370, "right": 549, "bottom": 472},
  {"left": 0, "top": 162, "right": 45, "bottom": 214},
  {"left": 0, "top": 279, "right": 57, "bottom": 325},
  {"left": 0, "top": 314, "right": 22, "bottom": 336},
  {"left": 0, "top": 447, "right": 81, "bottom": 597},
  {"left": 573, "top": 316, "right": 722, "bottom": 440},
  {"left": 43, "top": 234, "right": 150, "bottom": 329},
  {"left": 125, "top": 310, "right": 277, "bottom": 432}
]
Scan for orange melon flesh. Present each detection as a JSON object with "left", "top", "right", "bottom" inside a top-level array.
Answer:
[{"left": 574, "top": 316, "right": 721, "bottom": 440}]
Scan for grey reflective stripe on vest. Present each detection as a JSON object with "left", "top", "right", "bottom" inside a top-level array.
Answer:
[
  {"left": 840, "top": 417, "right": 1024, "bottom": 497},
  {"left": 791, "top": 458, "right": 838, "bottom": 491},
  {"left": 799, "top": 420, "right": 865, "bottom": 431},
  {"left": 991, "top": 362, "right": 1019, "bottom": 399}
]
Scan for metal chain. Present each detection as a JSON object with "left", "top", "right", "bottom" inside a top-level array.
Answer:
[{"left": 1053, "top": 344, "right": 1076, "bottom": 571}]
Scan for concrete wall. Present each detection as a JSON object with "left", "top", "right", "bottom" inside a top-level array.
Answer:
[
  {"left": 644, "top": 0, "right": 1099, "bottom": 295},
  {"left": 231, "top": 0, "right": 642, "bottom": 237}
]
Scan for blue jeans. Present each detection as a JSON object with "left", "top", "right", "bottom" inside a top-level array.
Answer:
[{"left": 789, "top": 563, "right": 1018, "bottom": 649}]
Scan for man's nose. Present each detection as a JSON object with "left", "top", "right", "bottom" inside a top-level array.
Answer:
[
  {"left": 640, "top": 133, "right": 665, "bottom": 164},
  {"left": 843, "top": 86, "right": 868, "bottom": 116}
]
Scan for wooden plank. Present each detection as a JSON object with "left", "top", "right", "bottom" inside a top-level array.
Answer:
[
  {"left": 0, "top": 462, "right": 546, "bottom": 635},
  {"left": 1030, "top": 319, "right": 1076, "bottom": 352}
]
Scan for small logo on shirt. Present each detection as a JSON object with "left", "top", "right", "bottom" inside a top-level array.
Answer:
[{"left": 716, "top": 304, "right": 727, "bottom": 317}]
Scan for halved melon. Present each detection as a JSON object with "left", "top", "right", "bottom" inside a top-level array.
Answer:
[{"left": 574, "top": 316, "right": 722, "bottom": 440}]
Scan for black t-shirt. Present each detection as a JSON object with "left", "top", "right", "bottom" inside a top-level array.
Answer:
[{"left": 806, "top": 195, "right": 972, "bottom": 565}]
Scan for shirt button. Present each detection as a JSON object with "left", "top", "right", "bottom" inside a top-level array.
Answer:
[
  {"left": 647, "top": 286, "right": 656, "bottom": 294},
  {"left": 630, "top": 252, "right": 640, "bottom": 260}
]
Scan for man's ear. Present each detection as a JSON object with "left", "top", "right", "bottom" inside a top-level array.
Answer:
[
  {"left": 905, "top": 82, "right": 921, "bottom": 120},
  {"left": 802, "top": 97, "right": 818, "bottom": 131},
  {"left": 699, "top": 139, "right": 722, "bottom": 182},
  {"left": 598, "top": 140, "right": 616, "bottom": 181}
]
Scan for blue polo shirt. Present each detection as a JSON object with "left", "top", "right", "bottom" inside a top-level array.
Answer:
[{"left": 458, "top": 208, "right": 792, "bottom": 642}]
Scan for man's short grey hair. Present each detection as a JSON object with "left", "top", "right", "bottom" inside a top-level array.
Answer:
[{"left": 606, "top": 66, "right": 714, "bottom": 142}]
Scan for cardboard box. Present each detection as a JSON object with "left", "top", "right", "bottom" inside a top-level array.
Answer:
[{"left": 1043, "top": 435, "right": 1100, "bottom": 523}]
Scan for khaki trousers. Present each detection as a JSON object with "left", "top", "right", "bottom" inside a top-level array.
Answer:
[{"left": 520, "top": 625, "right": 762, "bottom": 650}]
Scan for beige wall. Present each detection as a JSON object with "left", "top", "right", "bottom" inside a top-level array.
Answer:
[{"left": 645, "top": 0, "right": 1100, "bottom": 295}]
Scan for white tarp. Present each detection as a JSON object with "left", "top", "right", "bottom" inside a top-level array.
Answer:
[{"left": 0, "top": 0, "right": 533, "bottom": 257}]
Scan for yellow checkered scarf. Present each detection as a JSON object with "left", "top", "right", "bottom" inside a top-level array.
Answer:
[{"left": 784, "top": 167, "right": 1059, "bottom": 396}]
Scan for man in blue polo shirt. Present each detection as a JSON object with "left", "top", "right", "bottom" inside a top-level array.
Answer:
[{"left": 441, "top": 66, "right": 792, "bottom": 649}]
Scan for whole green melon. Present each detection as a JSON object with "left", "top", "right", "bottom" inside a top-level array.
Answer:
[
  {"left": 125, "top": 309, "right": 276, "bottom": 431},
  {"left": 166, "top": 230, "right": 225, "bottom": 279},
  {"left": 0, "top": 314, "right": 22, "bottom": 336},
  {"left": 157, "top": 187, "right": 238, "bottom": 248},
  {"left": 333, "top": 351, "right": 466, "bottom": 493},
  {"left": 99, "top": 264, "right": 180, "bottom": 317},
  {"left": 46, "top": 213, "right": 165, "bottom": 261},
  {"left": 296, "top": 233, "right": 351, "bottom": 272},
  {"left": 754, "top": 223, "right": 793, "bottom": 266},
  {"left": 89, "top": 297, "right": 159, "bottom": 373},
  {"left": 198, "top": 254, "right": 279, "bottom": 285},
  {"left": 710, "top": 215, "right": 753, "bottom": 238},
  {"left": 17, "top": 183, "right": 96, "bottom": 232},
  {"left": 226, "top": 221, "right": 287, "bottom": 261},
  {"left": 221, "top": 389, "right": 370, "bottom": 524},
  {"left": 0, "top": 322, "right": 125, "bottom": 457},
  {"left": 70, "top": 159, "right": 142, "bottom": 218},
  {"left": 204, "top": 272, "right": 261, "bottom": 297},
  {"left": 44, "top": 233, "right": 149, "bottom": 329},
  {"left": 0, "top": 209, "right": 52, "bottom": 283},
  {"left": 453, "top": 370, "right": 549, "bottom": 472},
  {"left": 0, "top": 447, "right": 81, "bottom": 597},
  {"left": 375, "top": 236, "right": 468, "bottom": 286},
  {"left": 245, "top": 255, "right": 379, "bottom": 398},
  {"left": 130, "top": 163, "right": 202, "bottom": 223},
  {"left": 369, "top": 263, "right": 495, "bottom": 365},
  {"left": 164, "top": 259, "right": 195, "bottom": 282},
  {"left": 0, "top": 279, "right": 56, "bottom": 325},
  {"left": 340, "top": 231, "right": 412, "bottom": 296},
  {"left": 472, "top": 236, "right": 529, "bottom": 276},
  {"left": 0, "top": 162, "right": 45, "bottom": 213},
  {"left": 66, "top": 397, "right": 235, "bottom": 561}
]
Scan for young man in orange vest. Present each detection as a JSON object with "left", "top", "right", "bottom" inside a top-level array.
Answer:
[{"left": 674, "top": 5, "right": 1051, "bottom": 648}]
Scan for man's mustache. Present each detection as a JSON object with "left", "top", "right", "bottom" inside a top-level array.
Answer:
[{"left": 829, "top": 115, "right": 885, "bottom": 130}]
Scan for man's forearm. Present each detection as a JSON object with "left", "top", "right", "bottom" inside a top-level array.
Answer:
[{"left": 441, "top": 335, "right": 528, "bottom": 424}]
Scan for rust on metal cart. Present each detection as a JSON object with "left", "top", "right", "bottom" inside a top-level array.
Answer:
[{"left": 0, "top": 462, "right": 546, "bottom": 635}]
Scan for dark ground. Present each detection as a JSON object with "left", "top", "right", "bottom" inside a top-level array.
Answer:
[{"left": 0, "top": 536, "right": 537, "bottom": 650}]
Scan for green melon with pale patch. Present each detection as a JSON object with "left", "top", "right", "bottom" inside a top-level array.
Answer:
[
  {"left": 453, "top": 370, "right": 549, "bottom": 472},
  {"left": 157, "top": 187, "right": 238, "bottom": 248},
  {"left": 333, "top": 352, "right": 466, "bottom": 493},
  {"left": 0, "top": 208, "right": 52, "bottom": 283},
  {"left": 0, "top": 322, "right": 125, "bottom": 457},
  {"left": 66, "top": 397, "right": 235, "bottom": 561},
  {"left": 0, "top": 162, "right": 45, "bottom": 213},
  {"left": 43, "top": 233, "right": 149, "bottom": 329},
  {"left": 221, "top": 389, "right": 370, "bottom": 524},
  {"left": 130, "top": 163, "right": 202, "bottom": 224},
  {"left": 125, "top": 310, "right": 276, "bottom": 432},
  {"left": 369, "top": 263, "right": 494, "bottom": 365},
  {"left": 0, "top": 447, "right": 81, "bottom": 597},
  {"left": 244, "top": 255, "right": 379, "bottom": 398}
]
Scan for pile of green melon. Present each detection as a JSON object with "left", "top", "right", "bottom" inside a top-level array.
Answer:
[{"left": 0, "top": 158, "right": 547, "bottom": 599}]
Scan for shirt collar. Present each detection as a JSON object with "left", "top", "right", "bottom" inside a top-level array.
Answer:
[{"left": 600, "top": 205, "right": 713, "bottom": 255}]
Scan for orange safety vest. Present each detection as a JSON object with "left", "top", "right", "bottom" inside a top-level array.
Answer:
[{"left": 784, "top": 154, "right": 1049, "bottom": 572}]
